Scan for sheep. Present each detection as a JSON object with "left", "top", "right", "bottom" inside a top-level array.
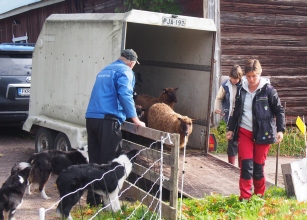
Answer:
[
  {"left": 135, "top": 105, "right": 146, "bottom": 121},
  {"left": 135, "top": 87, "right": 179, "bottom": 124},
  {"left": 147, "top": 103, "right": 193, "bottom": 149}
]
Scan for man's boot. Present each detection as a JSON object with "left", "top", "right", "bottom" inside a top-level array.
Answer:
[{"left": 228, "top": 156, "right": 236, "bottom": 165}]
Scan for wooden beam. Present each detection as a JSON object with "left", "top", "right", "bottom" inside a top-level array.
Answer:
[
  {"left": 221, "top": 2, "right": 307, "bottom": 16},
  {"left": 131, "top": 163, "right": 173, "bottom": 191},
  {"left": 122, "top": 140, "right": 173, "bottom": 165},
  {"left": 221, "top": 24, "right": 307, "bottom": 36},
  {"left": 220, "top": 0, "right": 307, "bottom": 8},
  {"left": 122, "top": 122, "right": 178, "bottom": 146}
]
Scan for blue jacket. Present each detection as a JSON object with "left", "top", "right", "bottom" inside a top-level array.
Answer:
[
  {"left": 228, "top": 82, "right": 285, "bottom": 144},
  {"left": 85, "top": 60, "right": 137, "bottom": 124}
]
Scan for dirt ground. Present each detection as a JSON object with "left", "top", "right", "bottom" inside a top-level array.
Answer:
[
  {"left": 0, "top": 126, "right": 303, "bottom": 219},
  {"left": 0, "top": 126, "right": 60, "bottom": 220}
]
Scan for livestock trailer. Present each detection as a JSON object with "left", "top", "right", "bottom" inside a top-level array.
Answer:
[{"left": 23, "top": 9, "right": 216, "bottom": 152}]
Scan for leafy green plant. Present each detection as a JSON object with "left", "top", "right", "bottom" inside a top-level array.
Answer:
[
  {"left": 211, "top": 120, "right": 306, "bottom": 157},
  {"left": 115, "top": 0, "right": 181, "bottom": 14},
  {"left": 210, "top": 120, "right": 228, "bottom": 153},
  {"left": 180, "top": 187, "right": 307, "bottom": 219},
  {"left": 69, "top": 201, "right": 159, "bottom": 219},
  {"left": 270, "top": 126, "right": 306, "bottom": 157}
]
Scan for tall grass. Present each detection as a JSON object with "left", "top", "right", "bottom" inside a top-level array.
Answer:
[{"left": 211, "top": 120, "right": 306, "bottom": 157}]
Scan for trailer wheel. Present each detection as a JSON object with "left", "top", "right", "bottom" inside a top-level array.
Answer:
[
  {"left": 35, "top": 128, "right": 57, "bottom": 152},
  {"left": 54, "top": 132, "right": 72, "bottom": 151}
]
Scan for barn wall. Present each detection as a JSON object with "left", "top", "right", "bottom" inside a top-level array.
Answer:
[
  {"left": 0, "top": 0, "right": 203, "bottom": 43},
  {"left": 220, "top": 0, "right": 307, "bottom": 121},
  {"left": 0, "top": 0, "right": 83, "bottom": 43},
  {"left": 83, "top": 0, "right": 203, "bottom": 17}
]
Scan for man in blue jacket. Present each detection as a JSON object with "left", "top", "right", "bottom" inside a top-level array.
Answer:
[{"left": 85, "top": 49, "right": 145, "bottom": 206}]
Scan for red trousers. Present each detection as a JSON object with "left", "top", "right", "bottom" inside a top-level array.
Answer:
[{"left": 237, "top": 127, "right": 270, "bottom": 199}]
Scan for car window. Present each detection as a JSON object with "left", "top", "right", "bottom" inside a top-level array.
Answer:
[{"left": 0, "top": 54, "right": 32, "bottom": 76}]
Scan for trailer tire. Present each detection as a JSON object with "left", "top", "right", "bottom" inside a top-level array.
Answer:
[
  {"left": 35, "top": 128, "right": 57, "bottom": 152},
  {"left": 54, "top": 132, "right": 72, "bottom": 151}
]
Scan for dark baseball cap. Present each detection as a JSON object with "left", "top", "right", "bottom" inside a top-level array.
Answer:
[{"left": 121, "top": 49, "right": 140, "bottom": 64}]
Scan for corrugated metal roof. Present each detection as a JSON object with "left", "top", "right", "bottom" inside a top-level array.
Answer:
[{"left": 0, "top": 0, "right": 41, "bottom": 14}]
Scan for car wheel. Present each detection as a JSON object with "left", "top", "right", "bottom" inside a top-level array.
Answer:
[
  {"left": 54, "top": 132, "right": 71, "bottom": 151},
  {"left": 35, "top": 128, "right": 57, "bottom": 152}
]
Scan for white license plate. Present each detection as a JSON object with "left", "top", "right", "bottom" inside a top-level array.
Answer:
[
  {"left": 162, "top": 17, "right": 186, "bottom": 27},
  {"left": 18, "top": 88, "right": 30, "bottom": 96}
]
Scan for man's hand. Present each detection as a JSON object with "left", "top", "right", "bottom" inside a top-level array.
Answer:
[
  {"left": 226, "top": 131, "right": 233, "bottom": 140},
  {"left": 131, "top": 117, "right": 146, "bottom": 127}
]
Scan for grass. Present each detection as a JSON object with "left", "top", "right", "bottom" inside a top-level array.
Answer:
[
  {"left": 67, "top": 187, "right": 307, "bottom": 219},
  {"left": 180, "top": 187, "right": 307, "bottom": 219},
  {"left": 211, "top": 120, "right": 306, "bottom": 157},
  {"left": 65, "top": 201, "right": 160, "bottom": 219}
]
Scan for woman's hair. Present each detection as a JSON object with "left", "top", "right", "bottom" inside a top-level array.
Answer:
[
  {"left": 244, "top": 59, "right": 262, "bottom": 75},
  {"left": 229, "top": 64, "right": 243, "bottom": 79}
]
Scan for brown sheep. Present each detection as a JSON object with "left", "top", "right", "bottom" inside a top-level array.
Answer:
[
  {"left": 135, "top": 87, "right": 179, "bottom": 124},
  {"left": 147, "top": 103, "right": 193, "bottom": 149}
]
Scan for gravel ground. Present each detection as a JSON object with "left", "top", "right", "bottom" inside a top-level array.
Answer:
[
  {"left": 0, "top": 126, "right": 304, "bottom": 219},
  {"left": 0, "top": 126, "right": 59, "bottom": 220}
]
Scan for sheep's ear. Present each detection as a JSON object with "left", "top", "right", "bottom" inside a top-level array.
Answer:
[
  {"left": 163, "top": 88, "right": 167, "bottom": 93},
  {"left": 178, "top": 117, "right": 183, "bottom": 122}
]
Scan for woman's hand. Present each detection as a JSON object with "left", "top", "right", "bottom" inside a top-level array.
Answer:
[
  {"left": 226, "top": 131, "right": 234, "bottom": 140},
  {"left": 215, "top": 109, "right": 225, "bottom": 116},
  {"left": 276, "top": 132, "right": 284, "bottom": 143}
]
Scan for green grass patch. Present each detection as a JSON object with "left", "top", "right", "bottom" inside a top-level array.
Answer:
[
  {"left": 66, "top": 188, "right": 306, "bottom": 219},
  {"left": 67, "top": 201, "right": 159, "bottom": 220},
  {"left": 180, "top": 187, "right": 307, "bottom": 219},
  {"left": 211, "top": 121, "right": 306, "bottom": 157}
]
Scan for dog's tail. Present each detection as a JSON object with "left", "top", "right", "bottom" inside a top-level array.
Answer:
[
  {"left": 17, "top": 162, "right": 32, "bottom": 170},
  {"left": 11, "top": 162, "right": 32, "bottom": 175}
]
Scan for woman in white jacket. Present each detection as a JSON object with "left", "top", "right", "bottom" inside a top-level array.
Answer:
[{"left": 214, "top": 64, "right": 243, "bottom": 165}]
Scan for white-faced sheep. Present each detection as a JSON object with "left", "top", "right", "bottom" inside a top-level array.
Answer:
[
  {"left": 147, "top": 103, "right": 193, "bottom": 149},
  {"left": 135, "top": 87, "right": 179, "bottom": 124}
]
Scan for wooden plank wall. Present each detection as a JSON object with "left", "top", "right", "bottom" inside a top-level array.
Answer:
[
  {"left": 83, "top": 0, "right": 203, "bottom": 17},
  {"left": 0, "top": 0, "right": 202, "bottom": 42},
  {"left": 0, "top": 1, "right": 83, "bottom": 43},
  {"left": 220, "top": 0, "right": 307, "bottom": 122}
]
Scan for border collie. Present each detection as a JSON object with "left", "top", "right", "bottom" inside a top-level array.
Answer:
[
  {"left": 24, "top": 147, "right": 88, "bottom": 199},
  {"left": 55, "top": 149, "right": 138, "bottom": 220},
  {"left": 0, "top": 163, "right": 32, "bottom": 220}
]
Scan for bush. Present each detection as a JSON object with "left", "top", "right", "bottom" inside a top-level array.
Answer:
[
  {"left": 210, "top": 120, "right": 228, "bottom": 153},
  {"left": 211, "top": 121, "right": 306, "bottom": 157}
]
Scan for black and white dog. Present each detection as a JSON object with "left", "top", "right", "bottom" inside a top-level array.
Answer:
[
  {"left": 24, "top": 147, "right": 88, "bottom": 199},
  {"left": 56, "top": 149, "right": 138, "bottom": 220},
  {"left": 0, "top": 163, "right": 32, "bottom": 220}
]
